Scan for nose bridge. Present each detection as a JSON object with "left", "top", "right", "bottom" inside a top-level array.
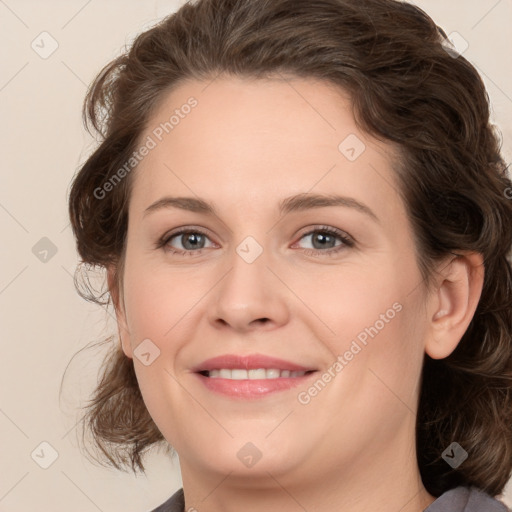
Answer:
[{"left": 208, "top": 233, "right": 288, "bottom": 331}]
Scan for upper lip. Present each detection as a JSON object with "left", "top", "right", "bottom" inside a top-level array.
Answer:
[{"left": 192, "top": 353, "right": 317, "bottom": 372}]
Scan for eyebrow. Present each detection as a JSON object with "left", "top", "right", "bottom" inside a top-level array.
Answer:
[{"left": 143, "top": 193, "right": 379, "bottom": 223}]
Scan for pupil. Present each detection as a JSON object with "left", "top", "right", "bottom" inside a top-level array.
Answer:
[
  {"left": 313, "top": 233, "right": 334, "bottom": 249},
  {"left": 183, "top": 233, "right": 203, "bottom": 250}
]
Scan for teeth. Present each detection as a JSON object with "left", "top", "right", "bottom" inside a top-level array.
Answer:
[
  {"left": 248, "top": 369, "right": 266, "bottom": 379},
  {"left": 231, "top": 369, "right": 248, "bottom": 379},
  {"left": 206, "top": 368, "right": 308, "bottom": 379}
]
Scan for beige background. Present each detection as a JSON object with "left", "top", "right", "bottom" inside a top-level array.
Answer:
[{"left": 0, "top": 0, "right": 511, "bottom": 510}]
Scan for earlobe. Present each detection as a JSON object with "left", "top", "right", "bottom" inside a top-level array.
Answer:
[
  {"left": 106, "top": 265, "right": 133, "bottom": 359},
  {"left": 425, "top": 252, "right": 484, "bottom": 360}
]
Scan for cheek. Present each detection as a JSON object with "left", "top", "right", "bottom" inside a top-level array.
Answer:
[
  {"left": 314, "top": 253, "right": 425, "bottom": 395},
  {"left": 306, "top": 263, "right": 404, "bottom": 343},
  {"left": 345, "top": 291, "right": 426, "bottom": 415},
  {"left": 122, "top": 256, "right": 202, "bottom": 346},
  {"left": 122, "top": 260, "right": 196, "bottom": 440}
]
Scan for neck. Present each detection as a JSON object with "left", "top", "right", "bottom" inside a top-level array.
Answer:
[{"left": 178, "top": 426, "right": 436, "bottom": 512}]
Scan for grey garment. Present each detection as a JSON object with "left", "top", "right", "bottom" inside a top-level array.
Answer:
[
  {"left": 150, "top": 488, "right": 184, "bottom": 512},
  {"left": 150, "top": 486, "right": 509, "bottom": 512},
  {"left": 424, "top": 486, "right": 509, "bottom": 512}
]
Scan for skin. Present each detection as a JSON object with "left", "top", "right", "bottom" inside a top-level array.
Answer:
[{"left": 108, "top": 76, "right": 484, "bottom": 512}]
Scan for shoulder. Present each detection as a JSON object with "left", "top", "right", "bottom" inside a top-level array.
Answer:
[
  {"left": 425, "top": 486, "right": 510, "bottom": 512},
  {"left": 148, "top": 488, "right": 184, "bottom": 512},
  {"left": 148, "top": 485, "right": 511, "bottom": 512}
]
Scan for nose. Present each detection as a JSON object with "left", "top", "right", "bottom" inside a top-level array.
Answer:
[{"left": 208, "top": 245, "right": 290, "bottom": 333}]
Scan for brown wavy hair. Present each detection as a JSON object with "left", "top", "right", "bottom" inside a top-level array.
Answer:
[{"left": 66, "top": 0, "right": 512, "bottom": 498}]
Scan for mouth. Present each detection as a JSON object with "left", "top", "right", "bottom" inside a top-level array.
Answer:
[
  {"left": 198, "top": 369, "right": 315, "bottom": 379},
  {"left": 192, "top": 354, "right": 318, "bottom": 398}
]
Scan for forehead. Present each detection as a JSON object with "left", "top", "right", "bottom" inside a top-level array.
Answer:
[{"left": 129, "top": 76, "right": 403, "bottom": 223}]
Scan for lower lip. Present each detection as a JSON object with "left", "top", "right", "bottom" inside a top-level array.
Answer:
[{"left": 195, "top": 372, "right": 317, "bottom": 399}]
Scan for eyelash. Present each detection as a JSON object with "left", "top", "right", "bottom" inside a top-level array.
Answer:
[{"left": 156, "top": 225, "right": 355, "bottom": 258}]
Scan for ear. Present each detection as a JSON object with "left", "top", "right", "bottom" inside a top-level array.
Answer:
[
  {"left": 425, "top": 252, "right": 485, "bottom": 360},
  {"left": 107, "top": 265, "right": 133, "bottom": 359}
]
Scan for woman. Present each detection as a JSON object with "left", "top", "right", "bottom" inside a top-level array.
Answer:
[{"left": 67, "top": 0, "right": 512, "bottom": 511}]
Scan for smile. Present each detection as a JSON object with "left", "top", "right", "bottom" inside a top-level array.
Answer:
[
  {"left": 193, "top": 353, "right": 318, "bottom": 398},
  {"left": 200, "top": 369, "right": 312, "bottom": 379}
]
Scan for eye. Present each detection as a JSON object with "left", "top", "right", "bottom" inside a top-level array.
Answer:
[
  {"left": 157, "top": 228, "right": 216, "bottom": 256},
  {"left": 156, "top": 225, "right": 354, "bottom": 257},
  {"left": 293, "top": 226, "right": 354, "bottom": 256}
]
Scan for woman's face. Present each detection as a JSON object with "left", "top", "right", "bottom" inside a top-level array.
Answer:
[{"left": 115, "top": 76, "right": 433, "bottom": 487}]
